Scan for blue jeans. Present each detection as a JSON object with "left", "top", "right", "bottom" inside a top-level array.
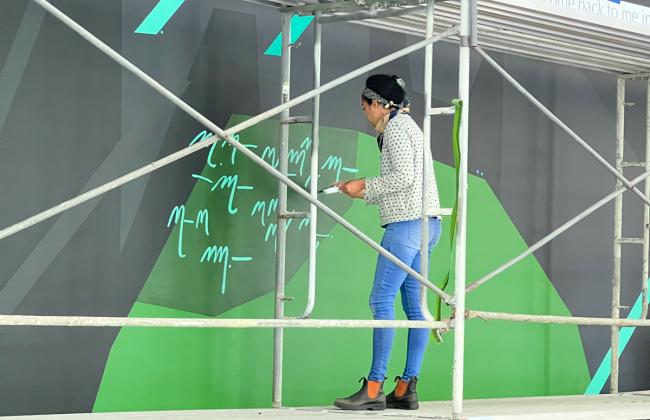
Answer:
[{"left": 368, "top": 218, "right": 442, "bottom": 382}]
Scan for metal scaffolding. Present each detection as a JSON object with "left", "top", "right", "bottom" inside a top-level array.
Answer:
[{"left": 1, "top": 0, "right": 650, "bottom": 418}]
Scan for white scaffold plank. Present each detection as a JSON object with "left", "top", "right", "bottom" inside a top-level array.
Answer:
[{"left": 4, "top": 391, "right": 650, "bottom": 420}]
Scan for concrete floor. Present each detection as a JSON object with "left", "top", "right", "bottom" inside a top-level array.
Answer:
[{"left": 5, "top": 391, "right": 650, "bottom": 420}]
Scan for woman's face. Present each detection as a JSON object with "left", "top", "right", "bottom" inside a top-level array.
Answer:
[{"left": 361, "top": 98, "right": 384, "bottom": 127}]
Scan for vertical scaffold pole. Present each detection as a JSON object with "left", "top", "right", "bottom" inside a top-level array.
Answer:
[
  {"left": 611, "top": 77, "right": 625, "bottom": 394},
  {"left": 452, "top": 0, "right": 472, "bottom": 418},
  {"left": 301, "top": 11, "right": 322, "bottom": 318},
  {"left": 420, "top": 0, "right": 435, "bottom": 321},
  {"left": 641, "top": 78, "right": 650, "bottom": 319},
  {"left": 273, "top": 12, "right": 292, "bottom": 409}
]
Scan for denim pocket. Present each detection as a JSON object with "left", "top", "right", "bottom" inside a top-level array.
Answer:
[{"left": 404, "top": 218, "right": 442, "bottom": 249}]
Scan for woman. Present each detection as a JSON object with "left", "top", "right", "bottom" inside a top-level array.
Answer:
[{"left": 333, "top": 74, "right": 442, "bottom": 411}]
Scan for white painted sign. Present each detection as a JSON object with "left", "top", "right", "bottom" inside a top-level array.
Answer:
[{"left": 495, "top": 0, "right": 650, "bottom": 35}]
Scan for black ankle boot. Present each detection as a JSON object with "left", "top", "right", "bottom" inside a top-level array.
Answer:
[
  {"left": 386, "top": 376, "right": 419, "bottom": 410},
  {"left": 333, "top": 377, "right": 386, "bottom": 411}
]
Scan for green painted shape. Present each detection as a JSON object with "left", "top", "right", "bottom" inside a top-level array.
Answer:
[{"left": 93, "top": 124, "right": 589, "bottom": 412}]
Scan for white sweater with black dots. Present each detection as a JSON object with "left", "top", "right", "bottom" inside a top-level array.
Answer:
[{"left": 364, "top": 112, "right": 441, "bottom": 227}]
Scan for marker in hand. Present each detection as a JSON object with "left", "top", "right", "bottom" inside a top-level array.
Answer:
[{"left": 318, "top": 185, "right": 341, "bottom": 195}]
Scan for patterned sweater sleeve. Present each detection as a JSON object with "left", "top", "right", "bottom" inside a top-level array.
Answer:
[{"left": 364, "top": 120, "right": 415, "bottom": 205}]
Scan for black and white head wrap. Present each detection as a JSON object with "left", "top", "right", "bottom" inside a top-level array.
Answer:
[{"left": 362, "top": 77, "right": 410, "bottom": 110}]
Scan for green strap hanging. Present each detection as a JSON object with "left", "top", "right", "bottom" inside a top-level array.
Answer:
[{"left": 432, "top": 99, "right": 463, "bottom": 343}]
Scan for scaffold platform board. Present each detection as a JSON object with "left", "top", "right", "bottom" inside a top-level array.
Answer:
[{"left": 6, "top": 391, "right": 650, "bottom": 420}]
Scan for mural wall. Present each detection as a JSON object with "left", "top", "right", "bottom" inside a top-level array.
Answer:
[{"left": 0, "top": 0, "right": 648, "bottom": 415}]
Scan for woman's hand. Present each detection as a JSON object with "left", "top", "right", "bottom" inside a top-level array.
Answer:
[{"left": 336, "top": 179, "right": 366, "bottom": 199}]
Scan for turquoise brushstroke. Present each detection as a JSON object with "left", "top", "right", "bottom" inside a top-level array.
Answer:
[
  {"left": 264, "top": 16, "right": 315, "bottom": 56},
  {"left": 584, "top": 279, "right": 650, "bottom": 395},
  {"left": 135, "top": 0, "right": 186, "bottom": 35}
]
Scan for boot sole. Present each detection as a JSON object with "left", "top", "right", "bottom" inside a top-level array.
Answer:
[
  {"left": 334, "top": 401, "right": 387, "bottom": 411},
  {"left": 387, "top": 401, "right": 419, "bottom": 410}
]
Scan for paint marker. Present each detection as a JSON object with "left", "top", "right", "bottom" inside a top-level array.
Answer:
[{"left": 318, "top": 186, "right": 340, "bottom": 195}]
